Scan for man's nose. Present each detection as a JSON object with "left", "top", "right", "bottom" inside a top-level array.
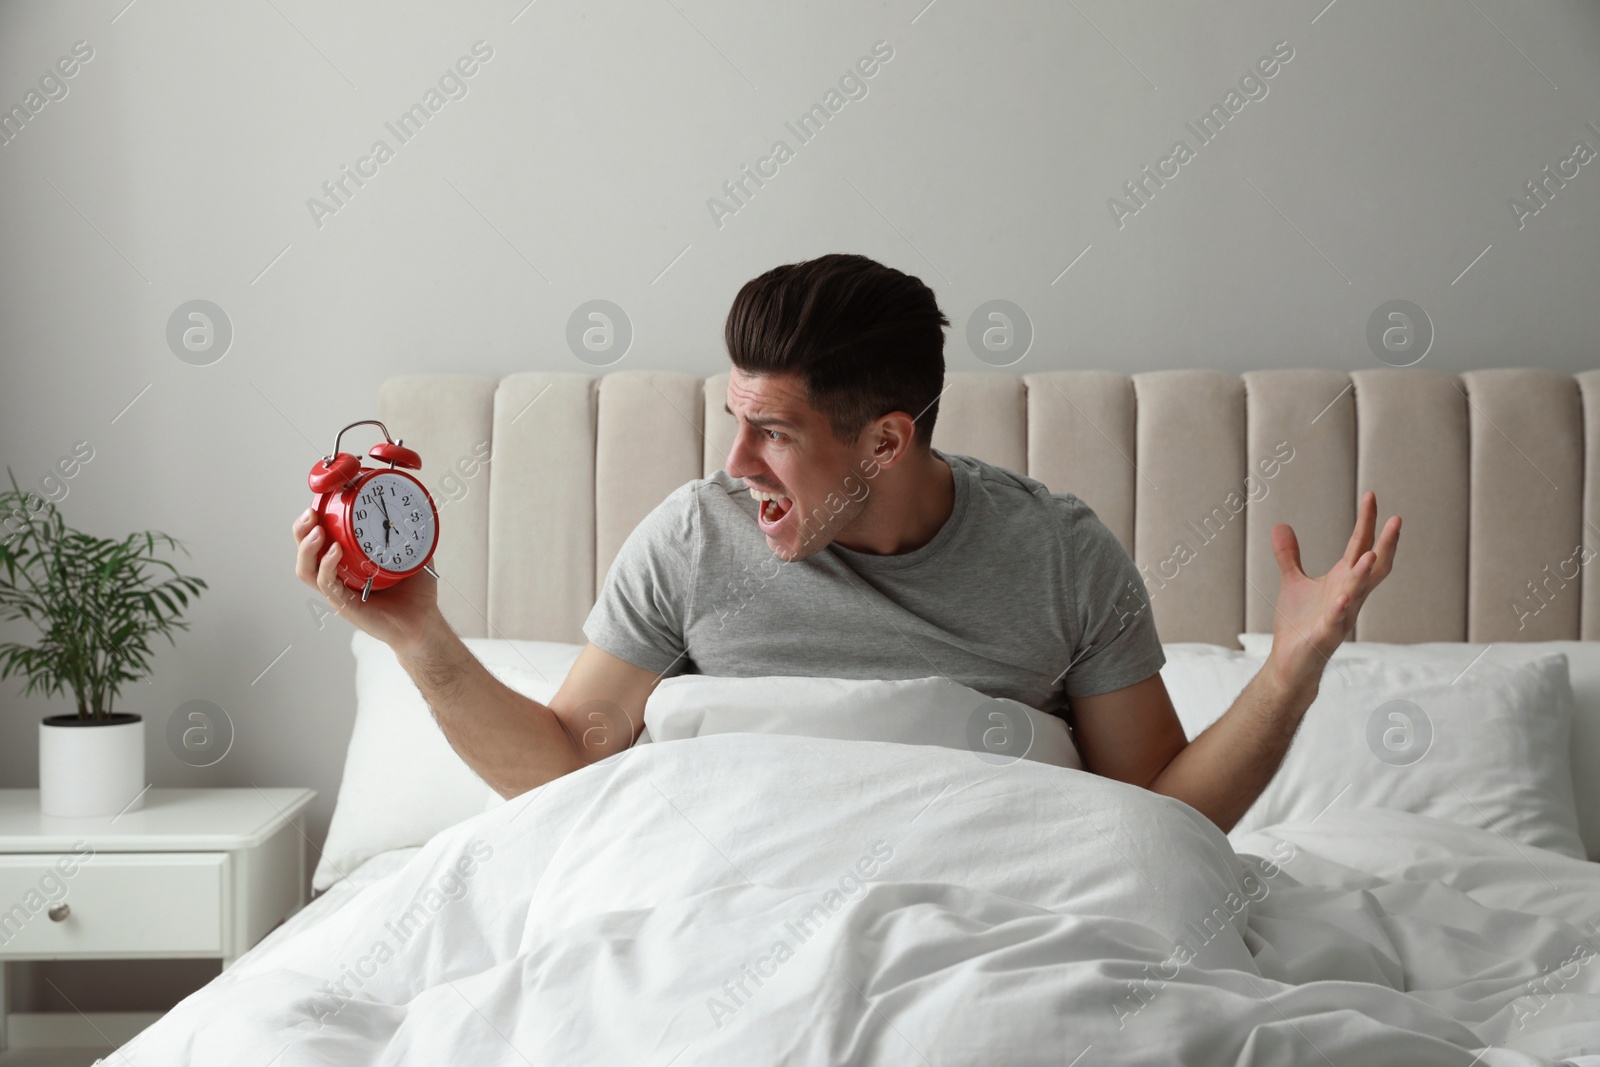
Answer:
[{"left": 724, "top": 425, "right": 758, "bottom": 478}]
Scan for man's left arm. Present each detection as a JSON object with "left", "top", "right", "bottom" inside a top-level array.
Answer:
[{"left": 1070, "top": 490, "right": 1401, "bottom": 832}]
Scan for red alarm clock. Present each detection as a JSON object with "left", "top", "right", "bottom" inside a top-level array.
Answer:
[{"left": 307, "top": 419, "right": 440, "bottom": 602}]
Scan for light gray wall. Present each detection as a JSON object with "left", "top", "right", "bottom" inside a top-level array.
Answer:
[{"left": 1, "top": 0, "right": 1597, "bottom": 1013}]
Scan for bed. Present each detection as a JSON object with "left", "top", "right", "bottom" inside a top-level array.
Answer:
[{"left": 109, "top": 368, "right": 1600, "bottom": 1065}]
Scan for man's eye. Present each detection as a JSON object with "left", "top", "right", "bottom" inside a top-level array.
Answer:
[{"left": 765, "top": 429, "right": 785, "bottom": 442}]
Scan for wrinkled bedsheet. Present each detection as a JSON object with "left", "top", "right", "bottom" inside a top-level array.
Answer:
[{"left": 110, "top": 734, "right": 1600, "bottom": 1065}]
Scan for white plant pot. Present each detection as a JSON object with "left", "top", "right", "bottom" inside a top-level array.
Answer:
[{"left": 39, "top": 714, "right": 146, "bottom": 818}]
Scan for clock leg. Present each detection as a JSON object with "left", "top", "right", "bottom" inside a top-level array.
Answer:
[
  {"left": 423, "top": 562, "right": 439, "bottom": 579},
  {"left": 360, "top": 576, "right": 374, "bottom": 603}
]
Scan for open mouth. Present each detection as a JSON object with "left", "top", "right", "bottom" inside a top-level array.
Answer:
[{"left": 749, "top": 487, "right": 794, "bottom": 532}]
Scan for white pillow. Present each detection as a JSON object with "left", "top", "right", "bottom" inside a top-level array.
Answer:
[
  {"left": 1160, "top": 644, "right": 1584, "bottom": 858},
  {"left": 315, "top": 631, "right": 583, "bottom": 890},
  {"left": 644, "top": 674, "right": 1082, "bottom": 771},
  {"left": 1237, "top": 633, "right": 1600, "bottom": 860}
]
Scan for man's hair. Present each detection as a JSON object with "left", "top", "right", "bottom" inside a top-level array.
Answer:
[{"left": 724, "top": 253, "right": 949, "bottom": 449}]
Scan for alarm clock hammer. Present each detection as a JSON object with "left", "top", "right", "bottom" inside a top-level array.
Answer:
[{"left": 306, "top": 419, "right": 441, "bottom": 603}]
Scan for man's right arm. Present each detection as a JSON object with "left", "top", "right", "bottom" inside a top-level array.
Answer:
[{"left": 292, "top": 508, "right": 664, "bottom": 799}]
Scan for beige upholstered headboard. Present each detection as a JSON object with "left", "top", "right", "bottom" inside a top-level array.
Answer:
[{"left": 376, "top": 368, "right": 1600, "bottom": 650}]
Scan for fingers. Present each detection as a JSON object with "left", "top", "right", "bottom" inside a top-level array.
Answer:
[
  {"left": 317, "top": 537, "right": 345, "bottom": 601},
  {"left": 1326, "top": 499, "right": 1399, "bottom": 636},
  {"left": 1349, "top": 516, "right": 1401, "bottom": 599},
  {"left": 1344, "top": 490, "right": 1376, "bottom": 566},
  {"left": 1346, "top": 550, "right": 1375, "bottom": 598},
  {"left": 1371, "top": 513, "right": 1401, "bottom": 579},
  {"left": 1341, "top": 546, "right": 1386, "bottom": 621},
  {"left": 292, "top": 507, "right": 361, "bottom": 620},
  {"left": 294, "top": 511, "right": 325, "bottom": 587},
  {"left": 1271, "top": 522, "right": 1305, "bottom": 579}
]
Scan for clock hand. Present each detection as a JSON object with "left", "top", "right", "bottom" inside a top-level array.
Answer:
[{"left": 377, "top": 492, "right": 393, "bottom": 545}]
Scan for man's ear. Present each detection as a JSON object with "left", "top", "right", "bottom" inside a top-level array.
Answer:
[{"left": 866, "top": 412, "right": 918, "bottom": 466}]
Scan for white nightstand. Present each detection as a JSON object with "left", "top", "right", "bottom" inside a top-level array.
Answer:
[{"left": 0, "top": 787, "right": 315, "bottom": 1058}]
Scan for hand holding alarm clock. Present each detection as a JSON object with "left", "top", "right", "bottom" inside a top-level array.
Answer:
[{"left": 299, "top": 419, "right": 440, "bottom": 606}]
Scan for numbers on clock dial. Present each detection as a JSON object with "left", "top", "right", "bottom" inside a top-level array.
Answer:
[{"left": 349, "top": 471, "right": 436, "bottom": 571}]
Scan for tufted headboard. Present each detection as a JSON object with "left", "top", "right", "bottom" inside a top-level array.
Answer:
[{"left": 375, "top": 368, "right": 1600, "bottom": 650}]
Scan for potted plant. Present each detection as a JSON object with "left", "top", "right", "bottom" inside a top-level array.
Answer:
[{"left": 0, "top": 469, "right": 207, "bottom": 817}]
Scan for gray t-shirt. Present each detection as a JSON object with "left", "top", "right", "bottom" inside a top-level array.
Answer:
[{"left": 582, "top": 448, "right": 1165, "bottom": 719}]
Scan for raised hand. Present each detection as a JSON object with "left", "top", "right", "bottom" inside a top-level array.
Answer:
[{"left": 1267, "top": 490, "right": 1401, "bottom": 693}]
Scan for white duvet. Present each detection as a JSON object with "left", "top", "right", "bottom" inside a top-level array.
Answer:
[{"left": 113, "top": 734, "right": 1600, "bottom": 1065}]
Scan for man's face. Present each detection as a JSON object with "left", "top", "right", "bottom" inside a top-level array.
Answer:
[{"left": 723, "top": 368, "right": 872, "bottom": 563}]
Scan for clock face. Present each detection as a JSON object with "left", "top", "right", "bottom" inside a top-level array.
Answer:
[{"left": 349, "top": 471, "right": 436, "bottom": 572}]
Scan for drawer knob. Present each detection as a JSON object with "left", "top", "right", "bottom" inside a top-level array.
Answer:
[{"left": 48, "top": 903, "right": 70, "bottom": 922}]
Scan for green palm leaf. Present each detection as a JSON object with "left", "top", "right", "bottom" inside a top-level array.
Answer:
[{"left": 0, "top": 466, "right": 207, "bottom": 720}]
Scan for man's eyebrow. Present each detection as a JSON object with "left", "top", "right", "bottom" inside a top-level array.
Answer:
[{"left": 723, "top": 402, "right": 797, "bottom": 430}]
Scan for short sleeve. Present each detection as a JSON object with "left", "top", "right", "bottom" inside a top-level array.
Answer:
[
  {"left": 1061, "top": 500, "right": 1166, "bottom": 698},
  {"left": 581, "top": 482, "right": 699, "bottom": 677}
]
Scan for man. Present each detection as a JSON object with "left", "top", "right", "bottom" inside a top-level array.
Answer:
[{"left": 291, "top": 253, "right": 1400, "bottom": 833}]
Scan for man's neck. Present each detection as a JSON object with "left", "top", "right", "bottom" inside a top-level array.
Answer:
[{"left": 832, "top": 450, "right": 956, "bottom": 556}]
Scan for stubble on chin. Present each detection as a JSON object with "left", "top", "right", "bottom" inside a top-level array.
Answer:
[
  {"left": 768, "top": 529, "right": 813, "bottom": 565},
  {"left": 787, "top": 498, "right": 866, "bottom": 562}
]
